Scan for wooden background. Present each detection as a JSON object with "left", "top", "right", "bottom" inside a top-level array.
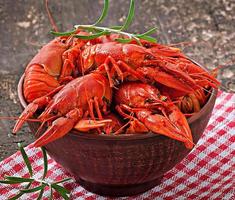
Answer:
[{"left": 0, "top": 0, "right": 234, "bottom": 160}]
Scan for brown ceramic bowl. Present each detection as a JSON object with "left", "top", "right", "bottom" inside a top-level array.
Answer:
[{"left": 17, "top": 63, "right": 217, "bottom": 197}]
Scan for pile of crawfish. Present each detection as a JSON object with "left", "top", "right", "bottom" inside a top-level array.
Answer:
[{"left": 13, "top": 30, "right": 219, "bottom": 149}]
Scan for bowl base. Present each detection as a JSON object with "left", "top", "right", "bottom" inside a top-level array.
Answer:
[{"left": 77, "top": 176, "right": 163, "bottom": 197}]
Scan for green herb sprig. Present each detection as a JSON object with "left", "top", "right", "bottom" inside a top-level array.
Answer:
[
  {"left": 50, "top": 0, "right": 157, "bottom": 45},
  {"left": 0, "top": 143, "right": 72, "bottom": 200}
]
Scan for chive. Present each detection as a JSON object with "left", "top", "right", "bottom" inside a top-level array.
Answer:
[
  {"left": 93, "top": 0, "right": 109, "bottom": 25},
  {"left": 41, "top": 147, "right": 48, "bottom": 180},
  {"left": 18, "top": 143, "right": 33, "bottom": 177},
  {"left": 120, "top": 0, "right": 135, "bottom": 31}
]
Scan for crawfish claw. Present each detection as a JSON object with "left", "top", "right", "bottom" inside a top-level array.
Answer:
[
  {"left": 74, "top": 119, "right": 112, "bottom": 132},
  {"left": 33, "top": 108, "right": 82, "bottom": 147},
  {"left": 13, "top": 103, "right": 38, "bottom": 134},
  {"left": 13, "top": 96, "right": 51, "bottom": 133}
]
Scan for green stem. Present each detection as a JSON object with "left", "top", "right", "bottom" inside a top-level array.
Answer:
[
  {"left": 74, "top": 24, "right": 140, "bottom": 41},
  {"left": 33, "top": 179, "right": 49, "bottom": 185}
]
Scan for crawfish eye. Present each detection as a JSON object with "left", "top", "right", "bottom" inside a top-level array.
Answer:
[
  {"left": 114, "top": 79, "right": 120, "bottom": 85},
  {"left": 102, "top": 96, "right": 110, "bottom": 105},
  {"left": 60, "top": 38, "right": 67, "bottom": 44},
  {"left": 144, "top": 54, "right": 155, "bottom": 60},
  {"left": 152, "top": 110, "right": 161, "bottom": 115},
  {"left": 144, "top": 43, "right": 152, "bottom": 48},
  {"left": 51, "top": 109, "right": 58, "bottom": 115},
  {"left": 145, "top": 98, "right": 154, "bottom": 103}
]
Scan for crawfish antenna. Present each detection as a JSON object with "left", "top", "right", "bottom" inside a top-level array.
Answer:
[
  {"left": 0, "top": 116, "right": 41, "bottom": 122},
  {"left": 45, "top": 0, "right": 59, "bottom": 32}
]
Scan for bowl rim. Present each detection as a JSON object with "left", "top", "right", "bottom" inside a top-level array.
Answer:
[{"left": 18, "top": 60, "right": 217, "bottom": 141}]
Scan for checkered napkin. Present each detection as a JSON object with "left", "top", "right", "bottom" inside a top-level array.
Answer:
[{"left": 0, "top": 91, "right": 234, "bottom": 200}]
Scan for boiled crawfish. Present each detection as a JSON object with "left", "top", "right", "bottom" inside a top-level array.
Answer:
[
  {"left": 23, "top": 31, "right": 115, "bottom": 103},
  {"left": 81, "top": 42, "right": 219, "bottom": 95},
  {"left": 114, "top": 82, "right": 193, "bottom": 149},
  {"left": 14, "top": 73, "right": 113, "bottom": 147}
]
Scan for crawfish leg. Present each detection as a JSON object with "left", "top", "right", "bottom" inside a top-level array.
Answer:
[
  {"left": 75, "top": 97, "right": 111, "bottom": 132},
  {"left": 77, "top": 97, "right": 114, "bottom": 134},
  {"left": 76, "top": 89, "right": 111, "bottom": 132},
  {"left": 88, "top": 99, "right": 95, "bottom": 119},
  {"left": 116, "top": 105, "right": 134, "bottom": 119},
  {"left": 97, "top": 63, "right": 112, "bottom": 87},
  {"left": 94, "top": 97, "right": 103, "bottom": 120},
  {"left": 98, "top": 56, "right": 147, "bottom": 87},
  {"left": 106, "top": 56, "right": 124, "bottom": 82},
  {"left": 117, "top": 61, "right": 146, "bottom": 83},
  {"left": 59, "top": 44, "right": 82, "bottom": 82},
  {"left": 87, "top": 97, "right": 103, "bottom": 134},
  {"left": 97, "top": 56, "right": 124, "bottom": 87},
  {"left": 116, "top": 105, "right": 148, "bottom": 134}
]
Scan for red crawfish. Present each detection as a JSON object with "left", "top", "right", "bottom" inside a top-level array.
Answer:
[
  {"left": 80, "top": 42, "right": 218, "bottom": 95},
  {"left": 14, "top": 73, "right": 112, "bottom": 147},
  {"left": 114, "top": 82, "right": 193, "bottom": 149},
  {"left": 23, "top": 29, "right": 107, "bottom": 103}
]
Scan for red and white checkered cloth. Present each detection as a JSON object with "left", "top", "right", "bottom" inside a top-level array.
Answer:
[{"left": 0, "top": 91, "right": 234, "bottom": 200}]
